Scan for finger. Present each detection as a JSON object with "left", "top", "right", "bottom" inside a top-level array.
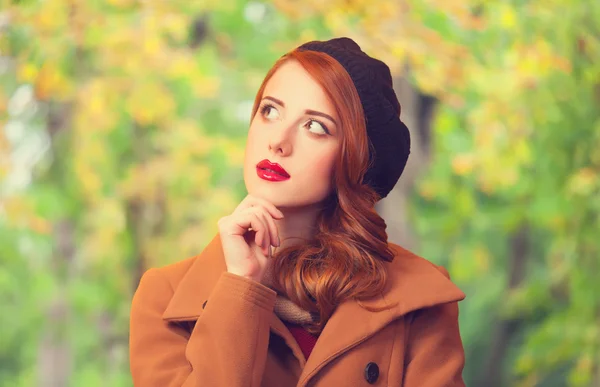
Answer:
[
  {"left": 254, "top": 207, "right": 279, "bottom": 247},
  {"left": 255, "top": 229, "right": 267, "bottom": 256},
  {"left": 250, "top": 213, "right": 270, "bottom": 256},
  {"left": 226, "top": 212, "right": 267, "bottom": 250},
  {"left": 253, "top": 208, "right": 277, "bottom": 249},
  {"left": 238, "top": 195, "right": 284, "bottom": 219},
  {"left": 234, "top": 194, "right": 254, "bottom": 213},
  {"left": 253, "top": 196, "right": 285, "bottom": 219}
]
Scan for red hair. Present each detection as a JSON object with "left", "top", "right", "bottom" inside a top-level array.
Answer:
[{"left": 251, "top": 49, "right": 395, "bottom": 335}]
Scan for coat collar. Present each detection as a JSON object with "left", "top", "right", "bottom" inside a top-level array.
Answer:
[{"left": 162, "top": 233, "right": 465, "bottom": 386}]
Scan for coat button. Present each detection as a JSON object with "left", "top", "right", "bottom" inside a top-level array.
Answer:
[
  {"left": 202, "top": 300, "right": 207, "bottom": 309},
  {"left": 364, "top": 362, "right": 379, "bottom": 384}
]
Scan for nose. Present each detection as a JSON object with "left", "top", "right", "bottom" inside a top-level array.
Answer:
[{"left": 268, "top": 123, "right": 294, "bottom": 156}]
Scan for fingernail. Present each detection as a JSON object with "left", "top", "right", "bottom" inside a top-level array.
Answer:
[
  {"left": 277, "top": 236, "right": 281, "bottom": 246},
  {"left": 278, "top": 210, "right": 284, "bottom": 218}
]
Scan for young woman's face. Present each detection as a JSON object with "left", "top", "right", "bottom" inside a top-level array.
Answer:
[{"left": 243, "top": 59, "right": 341, "bottom": 209}]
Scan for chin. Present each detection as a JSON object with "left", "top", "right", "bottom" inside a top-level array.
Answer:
[
  {"left": 251, "top": 184, "right": 286, "bottom": 204},
  {"left": 245, "top": 173, "right": 331, "bottom": 209},
  {"left": 245, "top": 177, "right": 281, "bottom": 200}
]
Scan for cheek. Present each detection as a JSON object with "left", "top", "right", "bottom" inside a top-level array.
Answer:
[{"left": 303, "top": 146, "right": 338, "bottom": 181}]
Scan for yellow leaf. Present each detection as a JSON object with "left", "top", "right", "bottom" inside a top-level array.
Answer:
[
  {"left": 451, "top": 153, "right": 475, "bottom": 176},
  {"left": 74, "top": 152, "right": 102, "bottom": 199},
  {"left": 167, "top": 53, "right": 196, "bottom": 79},
  {"left": 191, "top": 76, "right": 221, "bottom": 99},
  {"left": 0, "top": 163, "right": 8, "bottom": 181},
  {"left": 552, "top": 55, "right": 572, "bottom": 73},
  {"left": 143, "top": 34, "right": 162, "bottom": 57},
  {"left": 35, "top": 1, "right": 68, "bottom": 32},
  {"left": 567, "top": 168, "right": 598, "bottom": 196},
  {"left": 126, "top": 81, "right": 176, "bottom": 125},
  {"left": 417, "top": 180, "right": 437, "bottom": 200},
  {"left": 499, "top": 5, "right": 517, "bottom": 29},
  {"left": 4, "top": 197, "right": 35, "bottom": 226},
  {"left": 18, "top": 62, "right": 38, "bottom": 83},
  {"left": 390, "top": 41, "right": 406, "bottom": 61},
  {"left": 324, "top": 8, "right": 348, "bottom": 32},
  {"left": 35, "top": 62, "right": 72, "bottom": 100},
  {"left": 74, "top": 79, "right": 119, "bottom": 133},
  {"left": 299, "top": 29, "right": 318, "bottom": 43},
  {"left": 29, "top": 216, "right": 52, "bottom": 235},
  {"left": 477, "top": 175, "right": 495, "bottom": 195},
  {"left": 474, "top": 246, "right": 490, "bottom": 274},
  {"left": 162, "top": 14, "right": 190, "bottom": 42},
  {"left": 569, "top": 354, "right": 593, "bottom": 385},
  {"left": 514, "top": 140, "right": 532, "bottom": 165}
]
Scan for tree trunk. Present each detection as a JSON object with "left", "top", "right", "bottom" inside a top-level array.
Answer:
[
  {"left": 479, "top": 225, "right": 529, "bottom": 387},
  {"left": 376, "top": 76, "right": 437, "bottom": 250},
  {"left": 38, "top": 219, "right": 74, "bottom": 387},
  {"left": 35, "top": 97, "right": 75, "bottom": 386}
]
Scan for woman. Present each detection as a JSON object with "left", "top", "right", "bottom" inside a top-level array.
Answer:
[{"left": 129, "top": 37, "right": 466, "bottom": 387}]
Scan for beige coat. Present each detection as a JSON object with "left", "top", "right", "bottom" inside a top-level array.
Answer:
[{"left": 129, "top": 233, "right": 466, "bottom": 386}]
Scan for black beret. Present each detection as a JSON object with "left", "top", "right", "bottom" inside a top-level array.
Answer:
[{"left": 298, "top": 37, "right": 411, "bottom": 200}]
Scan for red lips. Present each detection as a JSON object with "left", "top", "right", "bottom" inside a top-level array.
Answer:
[{"left": 256, "top": 159, "right": 290, "bottom": 180}]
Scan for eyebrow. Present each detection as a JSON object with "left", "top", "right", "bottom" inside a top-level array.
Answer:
[{"left": 263, "top": 96, "right": 338, "bottom": 126}]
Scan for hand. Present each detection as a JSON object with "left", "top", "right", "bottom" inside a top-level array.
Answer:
[{"left": 217, "top": 194, "right": 284, "bottom": 283}]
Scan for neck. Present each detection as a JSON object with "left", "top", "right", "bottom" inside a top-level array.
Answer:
[{"left": 272, "top": 201, "right": 325, "bottom": 254}]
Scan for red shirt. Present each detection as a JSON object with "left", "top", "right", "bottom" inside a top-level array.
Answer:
[{"left": 284, "top": 322, "right": 319, "bottom": 360}]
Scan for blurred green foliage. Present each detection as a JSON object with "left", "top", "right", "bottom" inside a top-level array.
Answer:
[{"left": 0, "top": 0, "right": 598, "bottom": 386}]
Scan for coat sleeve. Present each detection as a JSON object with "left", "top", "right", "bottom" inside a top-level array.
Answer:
[
  {"left": 129, "top": 268, "right": 277, "bottom": 387},
  {"left": 402, "top": 267, "right": 466, "bottom": 387}
]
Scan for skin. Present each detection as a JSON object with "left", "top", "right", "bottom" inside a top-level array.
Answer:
[{"left": 243, "top": 59, "right": 342, "bottom": 253}]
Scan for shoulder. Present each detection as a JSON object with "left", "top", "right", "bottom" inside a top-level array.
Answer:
[
  {"left": 141, "top": 256, "right": 198, "bottom": 292},
  {"left": 374, "top": 242, "right": 465, "bottom": 316},
  {"left": 387, "top": 242, "right": 454, "bottom": 279},
  {"left": 132, "top": 256, "right": 197, "bottom": 309},
  {"left": 132, "top": 234, "right": 230, "bottom": 321}
]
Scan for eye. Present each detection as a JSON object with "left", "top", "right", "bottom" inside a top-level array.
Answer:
[
  {"left": 305, "top": 119, "right": 330, "bottom": 135},
  {"left": 260, "top": 103, "right": 280, "bottom": 121}
]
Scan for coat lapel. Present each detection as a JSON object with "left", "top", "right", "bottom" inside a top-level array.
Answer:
[
  {"left": 162, "top": 233, "right": 227, "bottom": 322},
  {"left": 161, "top": 234, "right": 310, "bottom": 367},
  {"left": 161, "top": 234, "right": 466, "bottom": 386},
  {"left": 297, "top": 243, "right": 465, "bottom": 386}
]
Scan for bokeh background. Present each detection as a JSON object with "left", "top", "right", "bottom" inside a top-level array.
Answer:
[{"left": 1, "top": 0, "right": 598, "bottom": 386}]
